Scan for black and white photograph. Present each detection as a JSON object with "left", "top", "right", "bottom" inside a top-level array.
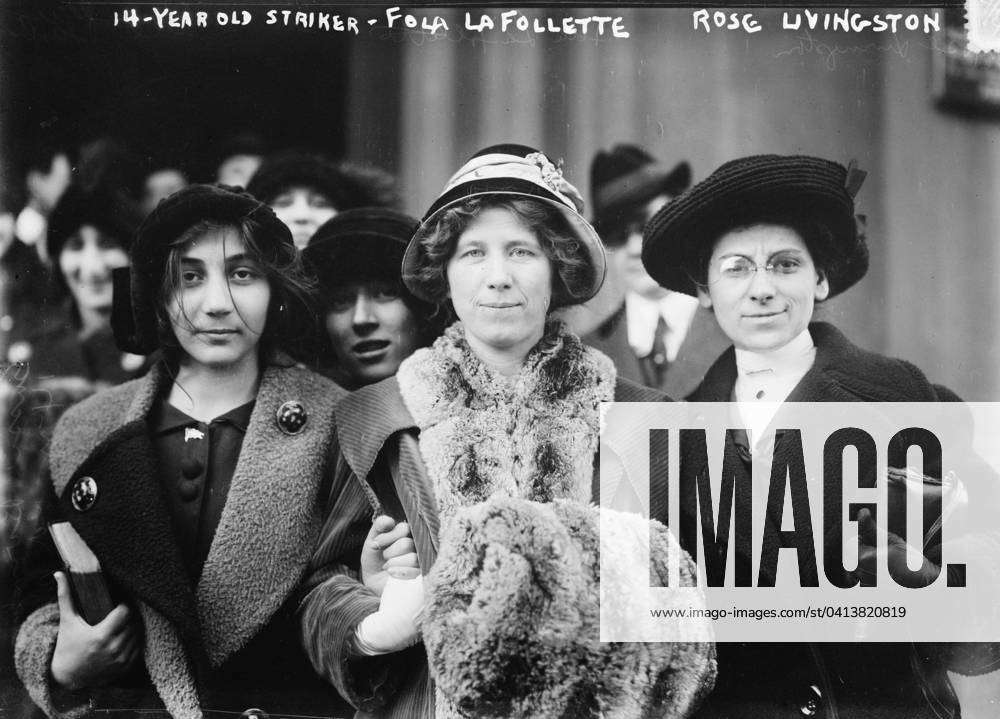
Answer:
[{"left": 2, "top": 1, "right": 1000, "bottom": 717}]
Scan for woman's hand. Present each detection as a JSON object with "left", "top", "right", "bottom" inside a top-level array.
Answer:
[
  {"left": 354, "top": 573, "right": 425, "bottom": 655},
  {"left": 49, "top": 572, "right": 142, "bottom": 690},
  {"left": 360, "top": 515, "right": 419, "bottom": 596}
]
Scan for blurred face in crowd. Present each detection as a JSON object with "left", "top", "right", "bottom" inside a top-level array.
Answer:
[
  {"left": 168, "top": 227, "right": 271, "bottom": 371},
  {"left": 59, "top": 224, "right": 129, "bottom": 324},
  {"left": 697, "top": 223, "right": 829, "bottom": 352},
  {"left": 216, "top": 153, "right": 262, "bottom": 189},
  {"left": 447, "top": 207, "right": 553, "bottom": 367},
  {"left": 270, "top": 186, "right": 338, "bottom": 249},
  {"left": 606, "top": 193, "right": 671, "bottom": 300},
  {"left": 142, "top": 168, "right": 188, "bottom": 216},
  {"left": 325, "top": 277, "right": 421, "bottom": 386}
]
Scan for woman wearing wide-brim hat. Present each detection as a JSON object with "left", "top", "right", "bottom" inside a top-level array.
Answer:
[
  {"left": 642, "top": 154, "right": 997, "bottom": 718},
  {"left": 299, "top": 144, "right": 715, "bottom": 718}
]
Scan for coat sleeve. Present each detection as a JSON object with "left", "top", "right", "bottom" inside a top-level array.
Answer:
[
  {"left": 297, "top": 453, "right": 416, "bottom": 712},
  {"left": 12, "top": 485, "right": 93, "bottom": 719}
]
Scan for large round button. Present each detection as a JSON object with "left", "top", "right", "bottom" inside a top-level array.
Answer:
[
  {"left": 178, "top": 480, "right": 200, "bottom": 502},
  {"left": 240, "top": 709, "right": 269, "bottom": 719},
  {"left": 276, "top": 400, "right": 307, "bottom": 435},
  {"left": 70, "top": 476, "right": 98, "bottom": 512},
  {"left": 180, "top": 457, "right": 203, "bottom": 480}
]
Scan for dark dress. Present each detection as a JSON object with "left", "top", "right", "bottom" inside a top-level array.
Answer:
[{"left": 14, "top": 360, "right": 352, "bottom": 719}]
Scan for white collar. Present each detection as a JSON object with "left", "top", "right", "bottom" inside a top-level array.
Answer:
[
  {"left": 624, "top": 291, "right": 698, "bottom": 359},
  {"left": 735, "top": 327, "right": 815, "bottom": 378}
]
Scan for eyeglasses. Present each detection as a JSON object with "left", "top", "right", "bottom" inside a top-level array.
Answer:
[{"left": 713, "top": 254, "right": 808, "bottom": 282}]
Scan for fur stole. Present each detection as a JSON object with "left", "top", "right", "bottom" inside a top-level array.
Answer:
[{"left": 396, "top": 320, "right": 616, "bottom": 523}]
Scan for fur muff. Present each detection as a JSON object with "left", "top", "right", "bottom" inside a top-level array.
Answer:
[{"left": 423, "top": 497, "right": 716, "bottom": 719}]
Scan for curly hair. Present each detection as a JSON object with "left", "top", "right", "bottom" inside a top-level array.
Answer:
[
  {"left": 155, "top": 217, "right": 319, "bottom": 365},
  {"left": 686, "top": 210, "right": 835, "bottom": 300},
  {"left": 408, "top": 196, "right": 596, "bottom": 311}
]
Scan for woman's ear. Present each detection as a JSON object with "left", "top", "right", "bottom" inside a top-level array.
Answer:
[
  {"left": 814, "top": 271, "right": 830, "bottom": 302},
  {"left": 696, "top": 285, "right": 713, "bottom": 310}
]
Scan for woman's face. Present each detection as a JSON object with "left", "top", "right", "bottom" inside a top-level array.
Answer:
[
  {"left": 168, "top": 227, "right": 272, "bottom": 371},
  {"left": 325, "top": 278, "right": 421, "bottom": 386},
  {"left": 697, "top": 224, "right": 829, "bottom": 352},
  {"left": 270, "top": 185, "right": 338, "bottom": 249},
  {"left": 446, "top": 207, "right": 553, "bottom": 362},
  {"left": 59, "top": 225, "right": 129, "bottom": 315}
]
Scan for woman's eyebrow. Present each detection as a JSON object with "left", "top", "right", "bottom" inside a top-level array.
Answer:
[
  {"left": 768, "top": 248, "right": 806, "bottom": 257},
  {"left": 224, "top": 253, "right": 255, "bottom": 265},
  {"left": 179, "top": 257, "right": 206, "bottom": 267}
]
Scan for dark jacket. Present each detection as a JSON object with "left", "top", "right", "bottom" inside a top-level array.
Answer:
[
  {"left": 687, "top": 322, "right": 993, "bottom": 719},
  {"left": 584, "top": 302, "right": 730, "bottom": 399},
  {"left": 14, "top": 359, "right": 351, "bottom": 719},
  {"left": 299, "top": 372, "right": 669, "bottom": 719}
]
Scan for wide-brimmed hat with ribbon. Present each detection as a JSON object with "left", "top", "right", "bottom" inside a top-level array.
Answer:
[
  {"left": 112, "top": 183, "right": 293, "bottom": 355},
  {"left": 590, "top": 144, "right": 691, "bottom": 238},
  {"left": 641, "top": 154, "right": 869, "bottom": 298},
  {"left": 402, "top": 144, "right": 606, "bottom": 306}
]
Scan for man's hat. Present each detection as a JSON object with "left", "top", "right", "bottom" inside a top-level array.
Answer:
[
  {"left": 642, "top": 154, "right": 868, "bottom": 298},
  {"left": 590, "top": 144, "right": 691, "bottom": 235}
]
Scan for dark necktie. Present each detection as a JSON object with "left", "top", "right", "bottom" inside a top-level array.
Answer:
[{"left": 643, "top": 314, "right": 670, "bottom": 387}]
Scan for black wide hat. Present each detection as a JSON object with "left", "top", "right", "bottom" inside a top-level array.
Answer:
[
  {"left": 47, "top": 185, "right": 142, "bottom": 259},
  {"left": 402, "top": 143, "right": 606, "bottom": 305},
  {"left": 112, "top": 183, "right": 292, "bottom": 355},
  {"left": 590, "top": 144, "right": 691, "bottom": 233},
  {"left": 641, "top": 154, "right": 868, "bottom": 298},
  {"left": 304, "top": 207, "right": 419, "bottom": 286}
]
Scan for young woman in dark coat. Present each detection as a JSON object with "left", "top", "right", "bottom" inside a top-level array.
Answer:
[
  {"left": 641, "top": 154, "right": 1000, "bottom": 718},
  {"left": 14, "top": 185, "right": 355, "bottom": 719}
]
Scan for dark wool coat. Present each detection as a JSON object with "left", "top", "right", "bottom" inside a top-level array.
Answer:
[
  {"left": 298, "top": 372, "right": 671, "bottom": 719},
  {"left": 686, "top": 321, "right": 1000, "bottom": 719},
  {"left": 14, "top": 360, "right": 351, "bottom": 719}
]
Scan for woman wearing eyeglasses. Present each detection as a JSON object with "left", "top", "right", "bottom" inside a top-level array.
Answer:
[{"left": 640, "top": 154, "right": 998, "bottom": 718}]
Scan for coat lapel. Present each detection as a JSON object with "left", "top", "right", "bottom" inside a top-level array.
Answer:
[
  {"left": 196, "top": 363, "right": 341, "bottom": 667},
  {"left": 336, "top": 378, "right": 441, "bottom": 569},
  {"left": 50, "top": 365, "right": 202, "bottom": 653},
  {"left": 387, "top": 432, "right": 440, "bottom": 567}
]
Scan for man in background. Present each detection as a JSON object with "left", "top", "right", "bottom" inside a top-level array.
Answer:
[{"left": 578, "top": 144, "right": 728, "bottom": 398}]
